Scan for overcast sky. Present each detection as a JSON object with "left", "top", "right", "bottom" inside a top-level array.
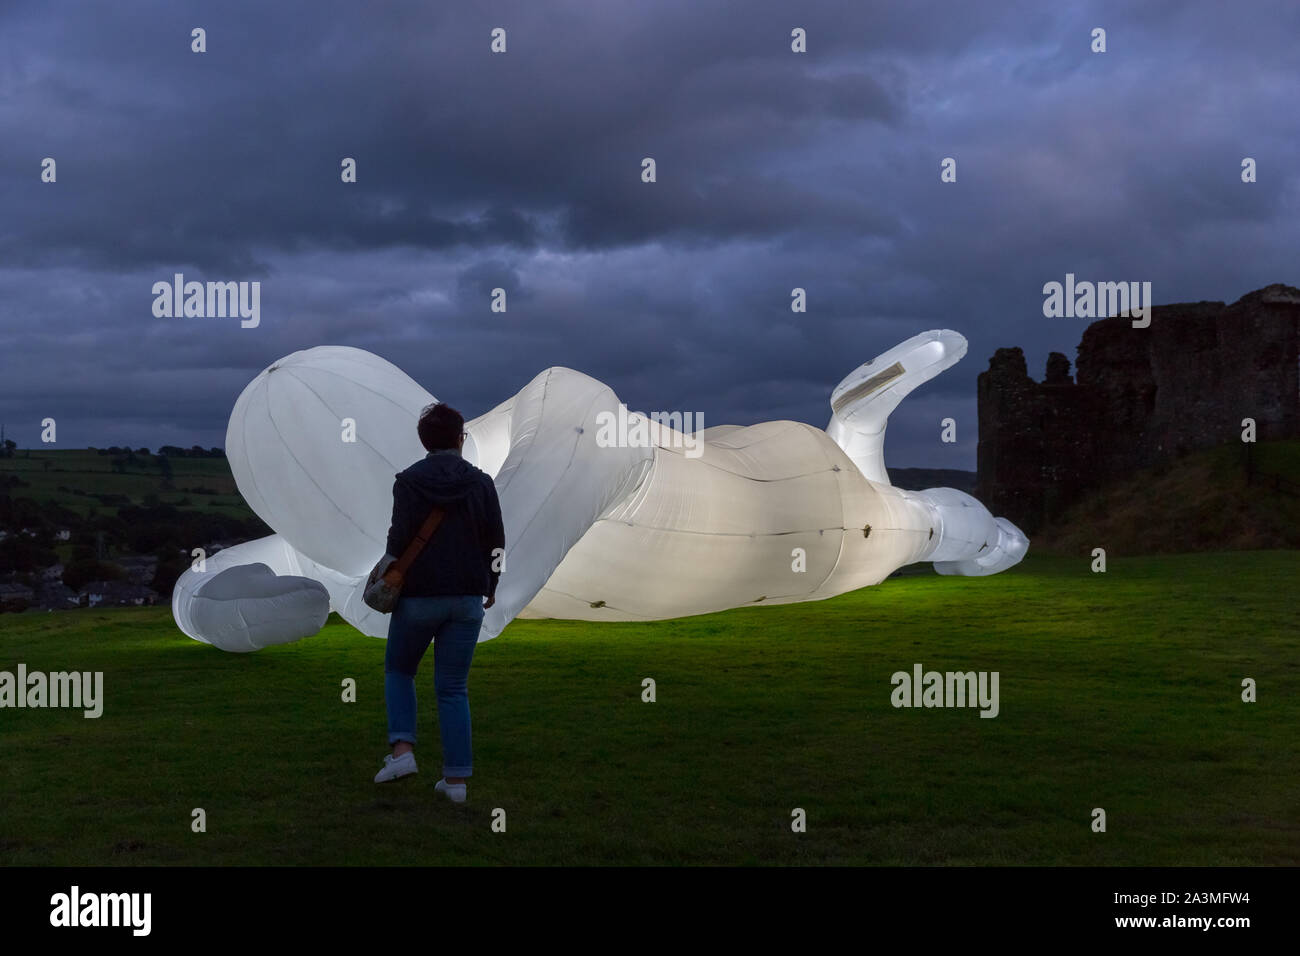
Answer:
[{"left": 2, "top": 0, "right": 1297, "bottom": 469}]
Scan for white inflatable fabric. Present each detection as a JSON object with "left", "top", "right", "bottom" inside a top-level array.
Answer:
[{"left": 172, "top": 332, "right": 1028, "bottom": 651}]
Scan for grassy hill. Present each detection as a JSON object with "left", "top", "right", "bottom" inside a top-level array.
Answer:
[
  {"left": 1035, "top": 440, "right": 1300, "bottom": 555},
  {"left": 2, "top": 551, "right": 1295, "bottom": 866},
  {"left": 0, "top": 448, "right": 252, "bottom": 521}
]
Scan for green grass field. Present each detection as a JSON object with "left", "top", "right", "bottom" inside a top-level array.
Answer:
[{"left": 1, "top": 552, "right": 1296, "bottom": 866}]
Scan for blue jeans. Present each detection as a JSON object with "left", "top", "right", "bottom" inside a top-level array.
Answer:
[{"left": 384, "top": 594, "right": 484, "bottom": 778}]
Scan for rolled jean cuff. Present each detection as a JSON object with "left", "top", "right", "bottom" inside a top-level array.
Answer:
[
  {"left": 389, "top": 732, "right": 416, "bottom": 745},
  {"left": 443, "top": 766, "right": 472, "bottom": 778}
]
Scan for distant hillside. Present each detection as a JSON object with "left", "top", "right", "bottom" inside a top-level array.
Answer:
[
  {"left": 887, "top": 468, "right": 976, "bottom": 495},
  {"left": 0, "top": 447, "right": 251, "bottom": 520},
  {"left": 1032, "top": 440, "right": 1300, "bottom": 555},
  {"left": 0, "top": 448, "right": 268, "bottom": 607}
]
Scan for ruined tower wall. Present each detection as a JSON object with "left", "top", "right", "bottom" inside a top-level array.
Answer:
[{"left": 976, "top": 284, "right": 1300, "bottom": 534}]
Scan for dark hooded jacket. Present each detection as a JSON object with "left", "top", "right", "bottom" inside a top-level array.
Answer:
[{"left": 384, "top": 448, "right": 505, "bottom": 599}]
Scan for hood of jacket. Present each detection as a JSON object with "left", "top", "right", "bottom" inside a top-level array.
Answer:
[{"left": 398, "top": 450, "right": 482, "bottom": 506}]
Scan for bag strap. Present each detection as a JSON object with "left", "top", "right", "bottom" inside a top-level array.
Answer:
[{"left": 390, "top": 504, "right": 446, "bottom": 578}]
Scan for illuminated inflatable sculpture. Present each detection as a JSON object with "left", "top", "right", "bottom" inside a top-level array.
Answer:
[{"left": 172, "top": 331, "right": 1028, "bottom": 652}]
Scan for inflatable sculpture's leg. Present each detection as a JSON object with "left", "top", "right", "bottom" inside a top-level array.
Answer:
[
  {"left": 824, "top": 329, "right": 1029, "bottom": 575},
  {"left": 824, "top": 329, "right": 967, "bottom": 486},
  {"left": 171, "top": 534, "right": 330, "bottom": 652}
]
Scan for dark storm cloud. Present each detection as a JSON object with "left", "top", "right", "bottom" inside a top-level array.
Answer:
[{"left": 1, "top": 0, "right": 1298, "bottom": 473}]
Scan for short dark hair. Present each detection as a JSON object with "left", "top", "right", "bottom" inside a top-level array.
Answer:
[{"left": 418, "top": 402, "right": 465, "bottom": 451}]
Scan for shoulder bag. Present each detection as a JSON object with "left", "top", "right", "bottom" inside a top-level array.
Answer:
[{"left": 363, "top": 503, "right": 446, "bottom": 613}]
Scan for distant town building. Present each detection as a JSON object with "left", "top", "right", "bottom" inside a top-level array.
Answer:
[
  {"left": 117, "top": 555, "right": 159, "bottom": 586},
  {"left": 35, "top": 581, "right": 79, "bottom": 610},
  {"left": 79, "top": 581, "right": 160, "bottom": 608},
  {"left": 0, "top": 580, "right": 35, "bottom": 603}
]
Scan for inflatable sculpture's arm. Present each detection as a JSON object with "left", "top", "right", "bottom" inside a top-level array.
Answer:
[
  {"left": 894, "top": 487, "right": 1029, "bottom": 575},
  {"left": 171, "top": 534, "right": 330, "bottom": 653},
  {"left": 473, "top": 367, "right": 654, "bottom": 641}
]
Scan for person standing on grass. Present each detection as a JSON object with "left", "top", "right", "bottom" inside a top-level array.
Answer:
[{"left": 373, "top": 402, "right": 505, "bottom": 804}]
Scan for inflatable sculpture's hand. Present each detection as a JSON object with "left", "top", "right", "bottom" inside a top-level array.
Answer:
[
  {"left": 933, "top": 516, "right": 1030, "bottom": 576},
  {"left": 171, "top": 535, "right": 331, "bottom": 652}
]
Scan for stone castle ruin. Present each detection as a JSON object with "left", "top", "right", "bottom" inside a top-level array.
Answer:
[{"left": 976, "top": 284, "right": 1300, "bottom": 534}]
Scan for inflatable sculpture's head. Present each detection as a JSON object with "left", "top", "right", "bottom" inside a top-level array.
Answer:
[{"left": 225, "top": 346, "right": 479, "bottom": 577}]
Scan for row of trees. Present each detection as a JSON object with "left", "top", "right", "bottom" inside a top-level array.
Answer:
[
  {"left": 1, "top": 443, "right": 226, "bottom": 459},
  {"left": 89, "top": 446, "right": 226, "bottom": 458},
  {"left": 157, "top": 446, "right": 226, "bottom": 458}
]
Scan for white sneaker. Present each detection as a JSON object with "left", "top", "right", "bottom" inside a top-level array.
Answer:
[
  {"left": 374, "top": 751, "right": 417, "bottom": 783},
  {"left": 435, "top": 778, "right": 467, "bottom": 803}
]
